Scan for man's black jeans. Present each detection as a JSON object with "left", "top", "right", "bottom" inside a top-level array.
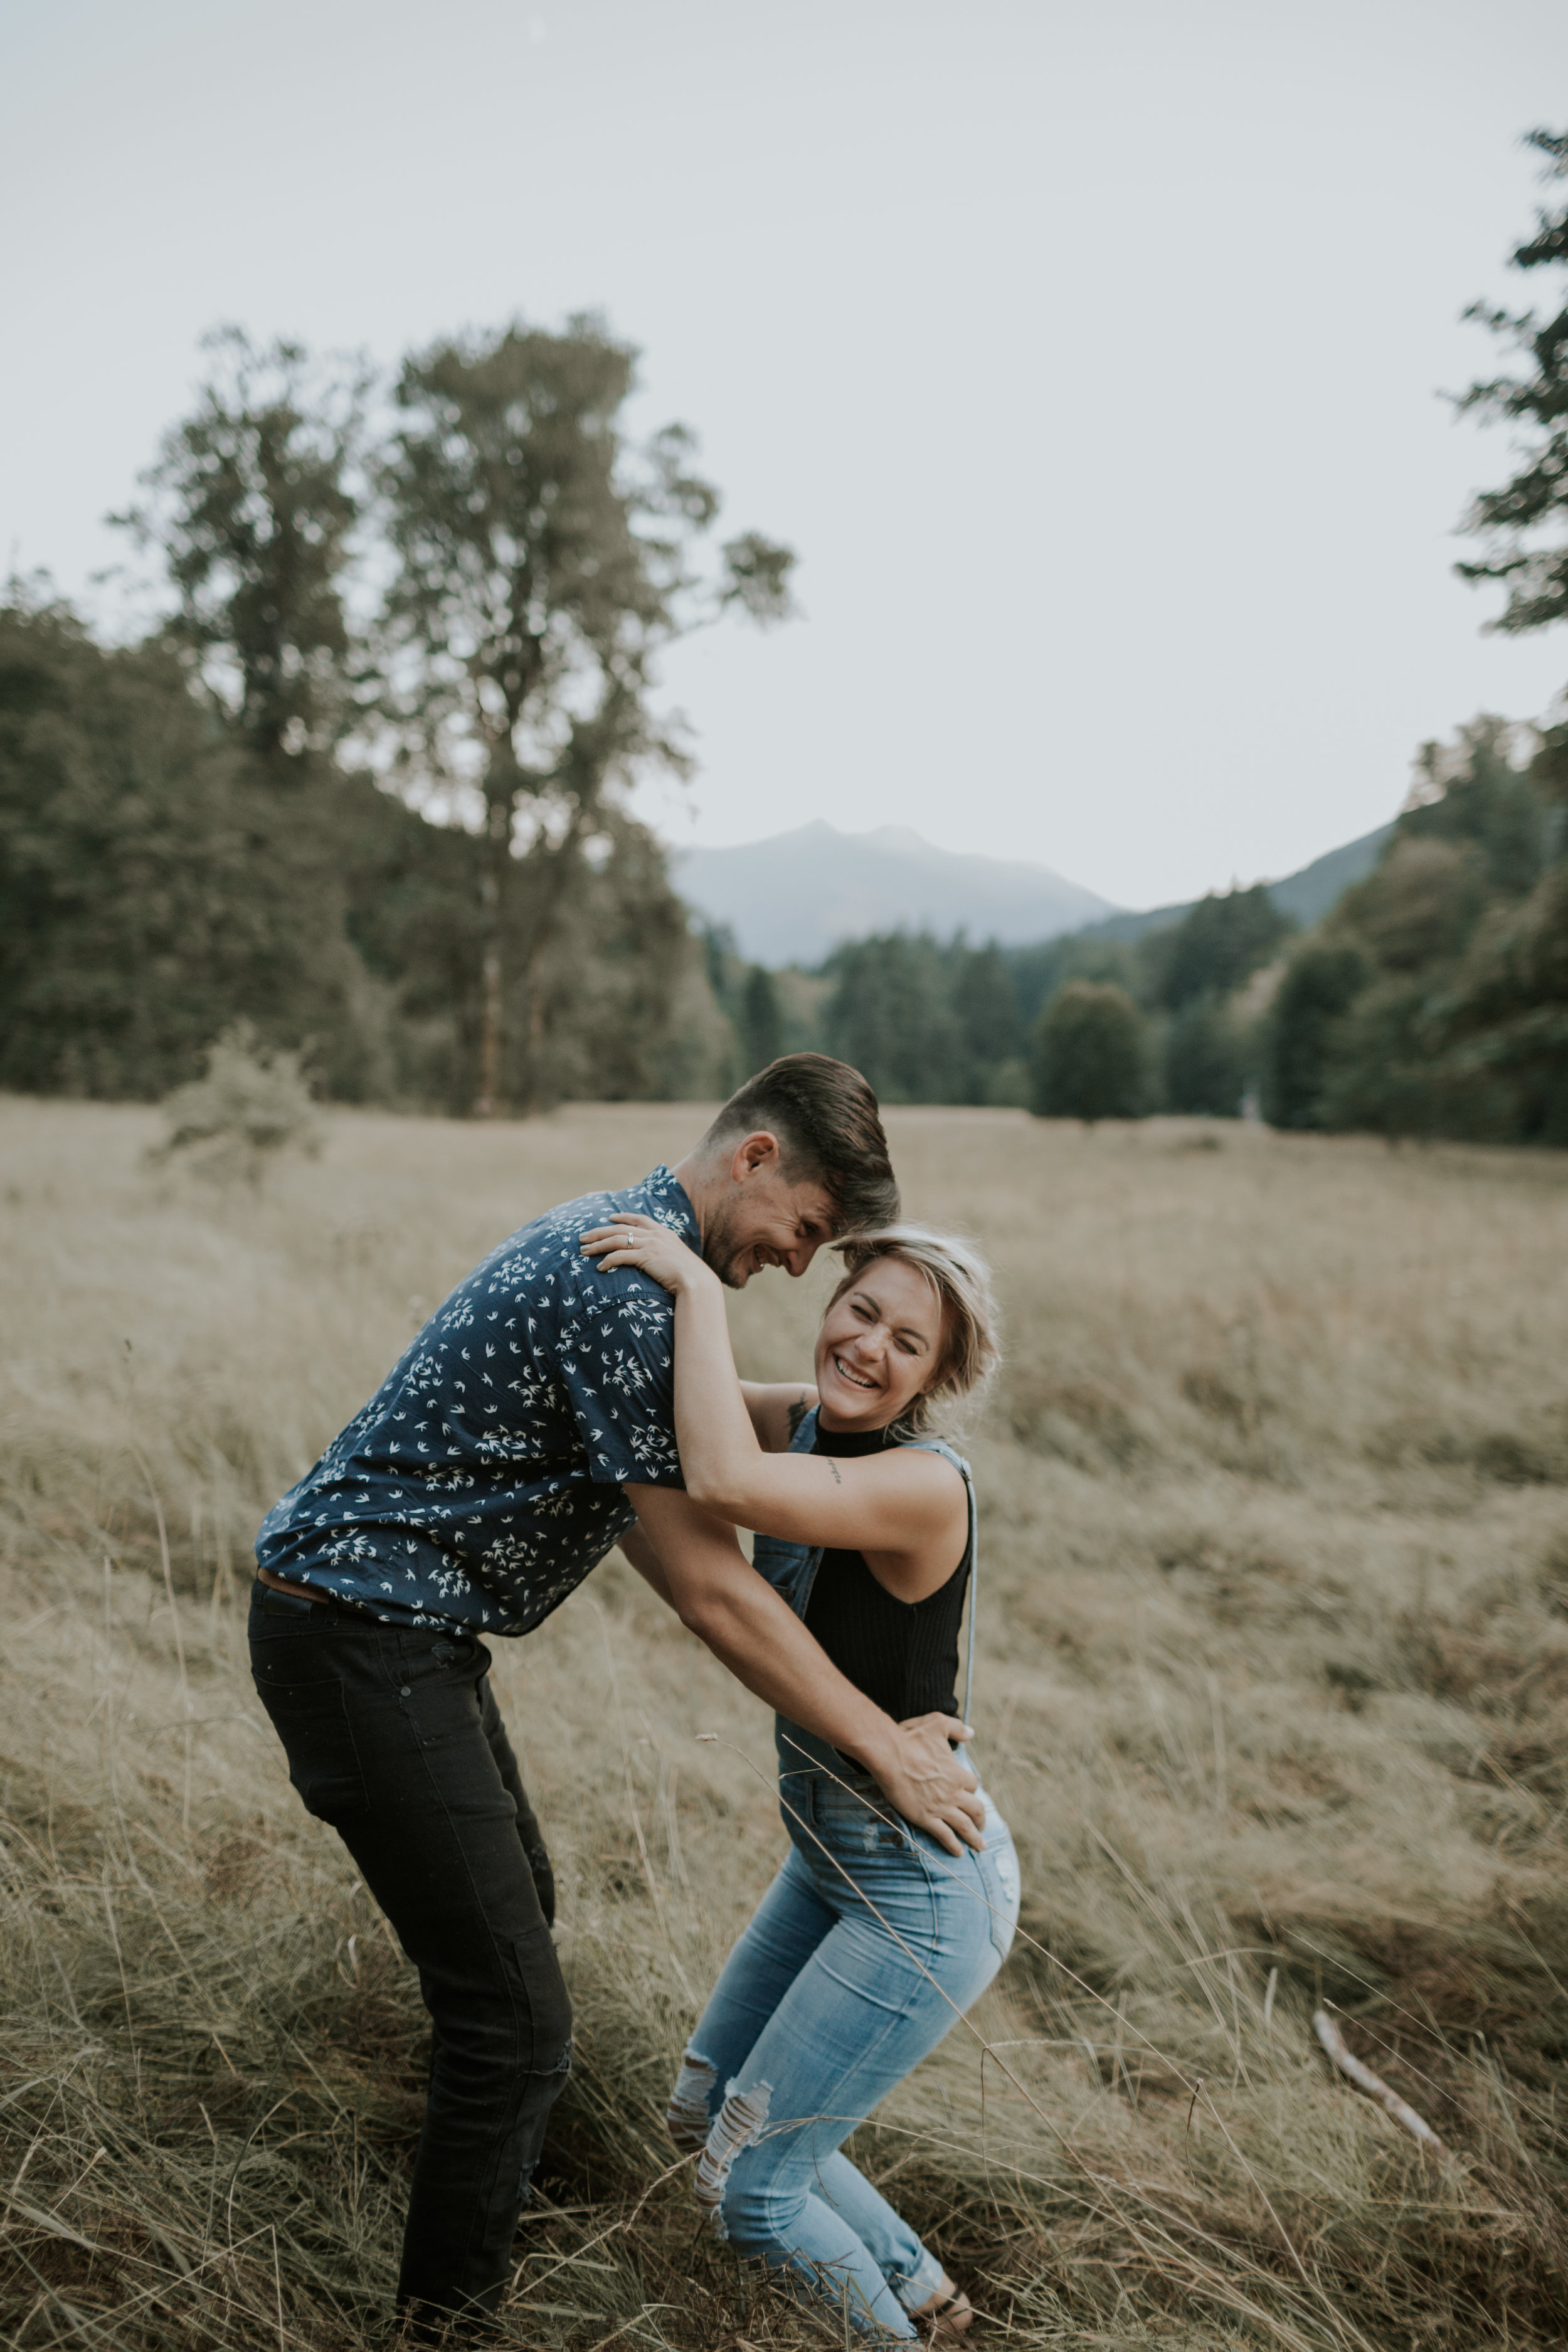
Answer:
[{"left": 248, "top": 1580, "right": 571, "bottom": 2339}]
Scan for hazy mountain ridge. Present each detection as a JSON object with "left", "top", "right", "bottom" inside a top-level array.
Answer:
[
  {"left": 1081, "top": 824, "right": 1396, "bottom": 945},
  {"left": 669, "top": 822, "right": 1113, "bottom": 965},
  {"left": 672, "top": 818, "right": 1394, "bottom": 965}
]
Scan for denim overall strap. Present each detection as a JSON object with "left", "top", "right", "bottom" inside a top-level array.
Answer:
[
  {"left": 750, "top": 1407, "right": 825, "bottom": 1623},
  {"left": 901, "top": 1436, "right": 978, "bottom": 1722},
  {"left": 788, "top": 1404, "right": 821, "bottom": 1456}
]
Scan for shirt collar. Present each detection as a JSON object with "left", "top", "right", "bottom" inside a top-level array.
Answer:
[{"left": 638, "top": 1164, "right": 701, "bottom": 1248}]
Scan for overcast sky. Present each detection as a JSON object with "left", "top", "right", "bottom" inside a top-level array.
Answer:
[{"left": 3, "top": 0, "right": 1566, "bottom": 908}]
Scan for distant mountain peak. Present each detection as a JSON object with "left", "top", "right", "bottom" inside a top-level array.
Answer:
[
  {"left": 669, "top": 821, "right": 1116, "bottom": 966},
  {"left": 864, "top": 821, "right": 931, "bottom": 852},
  {"left": 668, "top": 815, "right": 1397, "bottom": 968}
]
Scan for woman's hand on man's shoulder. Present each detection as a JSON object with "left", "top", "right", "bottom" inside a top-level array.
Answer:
[{"left": 580, "top": 1212, "right": 713, "bottom": 1296}]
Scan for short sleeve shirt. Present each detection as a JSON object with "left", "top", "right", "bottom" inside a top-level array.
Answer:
[{"left": 255, "top": 1166, "right": 696, "bottom": 1633}]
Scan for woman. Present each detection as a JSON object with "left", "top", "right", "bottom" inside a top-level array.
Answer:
[{"left": 580, "top": 1215, "right": 1019, "bottom": 2342}]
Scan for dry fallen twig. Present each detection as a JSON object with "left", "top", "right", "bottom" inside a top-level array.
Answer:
[{"left": 1311, "top": 2009, "right": 1448, "bottom": 2154}]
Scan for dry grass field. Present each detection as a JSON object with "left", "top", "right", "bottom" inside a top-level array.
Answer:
[{"left": 3, "top": 1096, "right": 1568, "bottom": 2351}]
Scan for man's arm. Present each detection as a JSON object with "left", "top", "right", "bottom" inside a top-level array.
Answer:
[
  {"left": 738, "top": 1380, "right": 818, "bottom": 1454},
  {"left": 626, "top": 1484, "right": 983, "bottom": 1855},
  {"left": 616, "top": 1520, "right": 674, "bottom": 1606}
]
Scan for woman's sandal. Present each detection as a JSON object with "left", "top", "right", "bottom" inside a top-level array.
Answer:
[{"left": 916, "top": 2287, "right": 975, "bottom": 2338}]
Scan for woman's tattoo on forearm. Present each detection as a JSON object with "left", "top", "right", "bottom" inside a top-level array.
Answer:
[{"left": 826, "top": 1459, "right": 842, "bottom": 1485}]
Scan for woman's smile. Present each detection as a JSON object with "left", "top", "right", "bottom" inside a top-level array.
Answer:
[{"left": 813, "top": 1257, "right": 946, "bottom": 1428}]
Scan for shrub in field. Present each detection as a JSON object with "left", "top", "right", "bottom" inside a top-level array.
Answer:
[
  {"left": 149, "top": 1020, "right": 321, "bottom": 1185},
  {"left": 1029, "top": 979, "right": 1147, "bottom": 1121}
]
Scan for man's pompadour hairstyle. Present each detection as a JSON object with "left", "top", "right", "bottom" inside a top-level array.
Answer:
[{"left": 702, "top": 1055, "right": 899, "bottom": 1232}]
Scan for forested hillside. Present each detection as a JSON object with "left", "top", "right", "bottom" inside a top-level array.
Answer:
[
  {"left": 704, "top": 718, "right": 1562, "bottom": 1142},
  {"left": 4, "top": 129, "right": 1567, "bottom": 1140},
  {"left": 0, "top": 321, "right": 786, "bottom": 1115}
]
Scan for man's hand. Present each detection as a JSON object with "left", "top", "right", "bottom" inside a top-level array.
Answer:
[
  {"left": 626, "top": 1486, "right": 986, "bottom": 1855},
  {"left": 872, "top": 1714, "right": 984, "bottom": 1857}
]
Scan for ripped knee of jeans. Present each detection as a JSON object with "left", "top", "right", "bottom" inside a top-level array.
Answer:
[
  {"left": 667, "top": 2045, "right": 718, "bottom": 2153},
  {"left": 694, "top": 2077, "right": 772, "bottom": 2241}
]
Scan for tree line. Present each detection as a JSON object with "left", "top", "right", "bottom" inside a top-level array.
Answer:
[
  {"left": 1, "top": 320, "right": 790, "bottom": 1113},
  {"left": 743, "top": 713, "right": 1562, "bottom": 1143},
  {"left": 743, "top": 130, "right": 1568, "bottom": 1145},
  {"left": 2, "top": 132, "right": 1565, "bottom": 1135}
]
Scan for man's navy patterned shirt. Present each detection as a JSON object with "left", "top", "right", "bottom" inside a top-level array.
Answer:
[{"left": 255, "top": 1166, "right": 696, "bottom": 1633}]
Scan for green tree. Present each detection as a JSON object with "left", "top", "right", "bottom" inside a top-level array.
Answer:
[
  {"left": 822, "top": 933, "right": 965, "bottom": 1103},
  {"left": 1143, "top": 884, "right": 1293, "bottom": 1012},
  {"left": 371, "top": 317, "right": 793, "bottom": 1113},
  {"left": 1029, "top": 981, "right": 1147, "bottom": 1122},
  {"left": 0, "top": 596, "right": 376, "bottom": 1098},
  {"left": 1332, "top": 835, "right": 1490, "bottom": 974},
  {"left": 1261, "top": 941, "right": 1370, "bottom": 1130},
  {"left": 951, "top": 940, "right": 1020, "bottom": 1101},
  {"left": 1435, "top": 139, "right": 1568, "bottom": 1132},
  {"left": 741, "top": 964, "right": 783, "bottom": 1071},
  {"left": 1455, "top": 130, "right": 1568, "bottom": 638},
  {"left": 1401, "top": 716, "right": 1550, "bottom": 896},
  {"left": 1427, "top": 861, "right": 1568, "bottom": 1140},
  {"left": 1007, "top": 933, "right": 1140, "bottom": 1037},
  {"left": 1313, "top": 978, "right": 1478, "bottom": 1140},
  {"left": 119, "top": 327, "right": 366, "bottom": 764},
  {"left": 1163, "top": 997, "right": 1246, "bottom": 1116}
]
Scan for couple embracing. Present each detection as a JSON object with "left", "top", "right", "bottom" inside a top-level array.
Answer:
[{"left": 251, "top": 1056, "right": 1020, "bottom": 2345}]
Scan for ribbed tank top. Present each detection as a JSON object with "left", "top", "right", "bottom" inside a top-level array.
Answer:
[{"left": 802, "top": 1418, "right": 969, "bottom": 1724}]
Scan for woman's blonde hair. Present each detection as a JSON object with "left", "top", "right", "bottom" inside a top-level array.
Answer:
[{"left": 827, "top": 1224, "right": 1001, "bottom": 1440}]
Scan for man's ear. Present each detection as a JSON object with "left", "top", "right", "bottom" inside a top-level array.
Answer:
[{"left": 729, "top": 1130, "right": 781, "bottom": 1182}]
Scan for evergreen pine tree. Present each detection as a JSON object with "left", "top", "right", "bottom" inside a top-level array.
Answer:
[
  {"left": 741, "top": 965, "right": 784, "bottom": 1072},
  {"left": 1029, "top": 982, "right": 1147, "bottom": 1122}
]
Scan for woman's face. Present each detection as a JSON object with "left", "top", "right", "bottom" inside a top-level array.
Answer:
[{"left": 813, "top": 1255, "right": 946, "bottom": 1432}]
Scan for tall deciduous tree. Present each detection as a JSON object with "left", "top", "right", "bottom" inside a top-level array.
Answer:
[
  {"left": 1456, "top": 130, "right": 1568, "bottom": 640},
  {"left": 1029, "top": 982, "right": 1147, "bottom": 1123},
  {"left": 119, "top": 326, "right": 367, "bottom": 764},
  {"left": 0, "top": 596, "right": 376, "bottom": 1098},
  {"left": 371, "top": 317, "right": 793, "bottom": 1113},
  {"left": 1261, "top": 941, "right": 1370, "bottom": 1130},
  {"left": 1163, "top": 998, "right": 1246, "bottom": 1117}
]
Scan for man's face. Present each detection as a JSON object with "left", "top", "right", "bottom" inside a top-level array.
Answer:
[{"left": 701, "top": 1135, "right": 839, "bottom": 1288}]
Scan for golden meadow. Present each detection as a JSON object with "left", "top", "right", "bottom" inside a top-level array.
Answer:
[{"left": 3, "top": 1097, "right": 1567, "bottom": 2350}]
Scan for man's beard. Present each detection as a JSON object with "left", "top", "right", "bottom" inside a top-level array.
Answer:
[{"left": 700, "top": 1198, "right": 753, "bottom": 1290}]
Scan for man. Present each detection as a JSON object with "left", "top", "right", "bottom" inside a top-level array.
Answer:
[{"left": 250, "top": 1054, "right": 983, "bottom": 2343}]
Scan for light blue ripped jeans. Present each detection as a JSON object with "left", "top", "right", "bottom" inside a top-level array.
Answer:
[{"left": 668, "top": 1745, "right": 1020, "bottom": 2340}]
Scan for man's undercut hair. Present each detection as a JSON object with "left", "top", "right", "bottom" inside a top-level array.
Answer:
[{"left": 701, "top": 1055, "right": 899, "bottom": 1232}]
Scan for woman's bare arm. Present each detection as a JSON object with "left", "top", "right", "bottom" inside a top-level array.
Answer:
[{"left": 582, "top": 1219, "right": 966, "bottom": 1597}]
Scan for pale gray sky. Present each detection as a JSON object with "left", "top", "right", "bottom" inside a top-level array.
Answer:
[{"left": 3, "top": 0, "right": 1565, "bottom": 908}]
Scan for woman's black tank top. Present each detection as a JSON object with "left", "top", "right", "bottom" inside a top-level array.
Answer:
[{"left": 802, "top": 1419, "right": 968, "bottom": 1724}]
